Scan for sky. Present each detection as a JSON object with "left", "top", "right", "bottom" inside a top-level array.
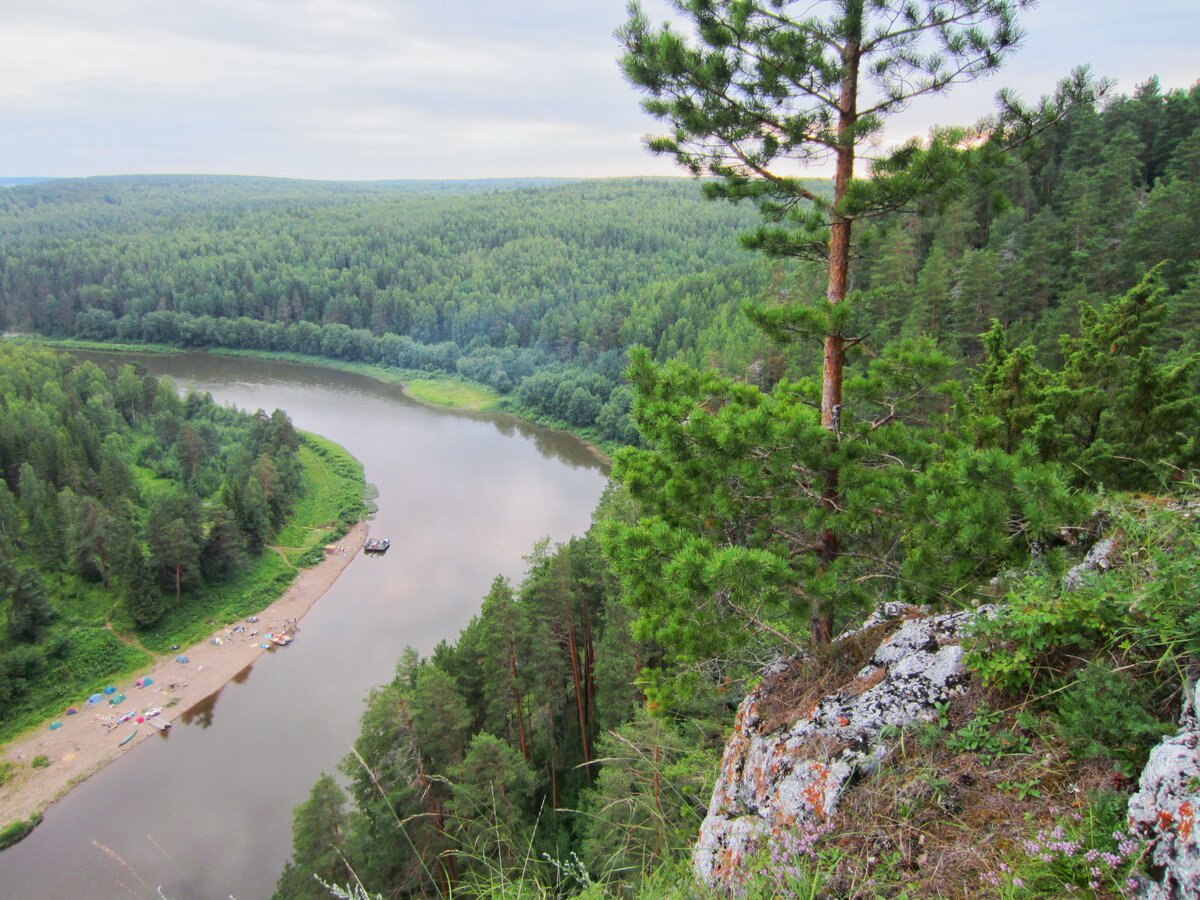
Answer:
[{"left": 0, "top": 0, "right": 1196, "bottom": 182}]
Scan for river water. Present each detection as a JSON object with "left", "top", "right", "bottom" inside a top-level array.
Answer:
[{"left": 0, "top": 353, "right": 608, "bottom": 899}]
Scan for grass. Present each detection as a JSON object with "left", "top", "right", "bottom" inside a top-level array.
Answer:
[
  {"left": 0, "top": 814, "right": 43, "bottom": 850},
  {"left": 402, "top": 377, "right": 499, "bottom": 411},
  {"left": 6, "top": 335, "right": 182, "bottom": 355},
  {"left": 0, "top": 431, "right": 365, "bottom": 744}
]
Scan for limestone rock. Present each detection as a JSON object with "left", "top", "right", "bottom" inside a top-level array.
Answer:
[
  {"left": 693, "top": 604, "right": 982, "bottom": 893},
  {"left": 1128, "top": 681, "right": 1200, "bottom": 899}
]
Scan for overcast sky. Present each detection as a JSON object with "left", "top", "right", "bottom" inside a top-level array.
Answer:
[{"left": 0, "top": 0, "right": 1195, "bottom": 181}]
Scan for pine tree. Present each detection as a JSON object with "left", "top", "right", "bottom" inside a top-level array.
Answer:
[
  {"left": 273, "top": 774, "right": 351, "bottom": 900},
  {"left": 618, "top": 0, "right": 1040, "bottom": 642}
]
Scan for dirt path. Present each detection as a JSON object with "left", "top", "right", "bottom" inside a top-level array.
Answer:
[{"left": 0, "top": 521, "right": 368, "bottom": 830}]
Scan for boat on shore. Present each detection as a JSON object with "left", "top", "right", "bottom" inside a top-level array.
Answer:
[
  {"left": 147, "top": 719, "right": 171, "bottom": 732},
  {"left": 118, "top": 731, "right": 137, "bottom": 747},
  {"left": 363, "top": 537, "right": 390, "bottom": 554},
  {"left": 269, "top": 633, "right": 293, "bottom": 646}
]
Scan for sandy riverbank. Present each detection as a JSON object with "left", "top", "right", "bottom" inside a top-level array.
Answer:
[{"left": 0, "top": 521, "right": 368, "bottom": 831}]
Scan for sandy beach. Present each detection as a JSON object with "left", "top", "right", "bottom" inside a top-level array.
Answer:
[{"left": 0, "top": 521, "right": 368, "bottom": 831}]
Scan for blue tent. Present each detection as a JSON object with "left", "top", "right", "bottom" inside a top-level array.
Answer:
[
  {"left": 102, "top": 686, "right": 117, "bottom": 695},
  {"left": 86, "top": 694, "right": 103, "bottom": 705},
  {"left": 49, "top": 721, "right": 62, "bottom": 730},
  {"left": 175, "top": 655, "right": 190, "bottom": 664}
]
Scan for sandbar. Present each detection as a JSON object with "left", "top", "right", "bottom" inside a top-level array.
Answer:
[{"left": 0, "top": 521, "right": 368, "bottom": 830}]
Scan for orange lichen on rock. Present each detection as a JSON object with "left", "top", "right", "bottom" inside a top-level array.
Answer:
[
  {"left": 1177, "top": 800, "right": 1194, "bottom": 842},
  {"left": 802, "top": 761, "right": 831, "bottom": 820}
]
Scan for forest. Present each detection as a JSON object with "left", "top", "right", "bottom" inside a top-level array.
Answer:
[
  {"left": 262, "top": 71, "right": 1200, "bottom": 900},
  {"left": 0, "top": 342, "right": 362, "bottom": 742},
  {"left": 3, "top": 30, "right": 1200, "bottom": 898}
]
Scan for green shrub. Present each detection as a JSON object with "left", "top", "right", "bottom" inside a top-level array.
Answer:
[
  {"left": 1054, "top": 660, "right": 1172, "bottom": 775},
  {"left": 30, "top": 755, "right": 49, "bottom": 768},
  {"left": 967, "top": 497, "right": 1200, "bottom": 700},
  {"left": 0, "top": 814, "right": 42, "bottom": 850}
]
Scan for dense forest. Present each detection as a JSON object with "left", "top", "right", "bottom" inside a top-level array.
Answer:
[
  {"left": 0, "top": 177, "right": 774, "bottom": 444},
  {"left": 0, "top": 343, "right": 324, "bottom": 739},
  {"left": 3, "top": 46, "right": 1200, "bottom": 898},
  {"left": 264, "top": 74, "right": 1200, "bottom": 900}
]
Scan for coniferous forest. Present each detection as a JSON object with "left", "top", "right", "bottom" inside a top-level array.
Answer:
[
  {"left": 2, "top": 41, "right": 1200, "bottom": 900},
  {"left": 0, "top": 342, "right": 363, "bottom": 738}
]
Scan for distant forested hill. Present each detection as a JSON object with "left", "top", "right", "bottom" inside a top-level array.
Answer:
[
  {"left": 0, "top": 176, "right": 776, "bottom": 444},
  {"left": 1, "top": 78, "right": 1198, "bottom": 448}
]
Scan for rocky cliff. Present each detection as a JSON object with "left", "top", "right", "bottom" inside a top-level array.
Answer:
[{"left": 693, "top": 602, "right": 981, "bottom": 892}]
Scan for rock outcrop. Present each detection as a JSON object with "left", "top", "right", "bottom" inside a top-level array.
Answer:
[
  {"left": 1128, "top": 680, "right": 1200, "bottom": 899},
  {"left": 693, "top": 603, "right": 982, "bottom": 893}
]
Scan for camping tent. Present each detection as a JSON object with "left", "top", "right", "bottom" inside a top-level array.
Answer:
[
  {"left": 86, "top": 694, "right": 103, "bottom": 705},
  {"left": 102, "top": 686, "right": 116, "bottom": 695}
]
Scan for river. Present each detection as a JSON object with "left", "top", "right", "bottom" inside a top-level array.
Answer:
[{"left": 0, "top": 352, "right": 609, "bottom": 899}]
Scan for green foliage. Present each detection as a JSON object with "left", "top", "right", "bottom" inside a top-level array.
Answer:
[
  {"left": 30, "top": 755, "right": 49, "bottom": 768},
  {"left": 447, "top": 733, "right": 539, "bottom": 880},
  {"left": 1031, "top": 268, "right": 1199, "bottom": 488},
  {"left": 0, "top": 177, "right": 773, "bottom": 444},
  {"left": 940, "top": 707, "right": 1033, "bottom": 766},
  {"left": 967, "top": 493, "right": 1200, "bottom": 700},
  {"left": 618, "top": 0, "right": 1025, "bottom": 261},
  {"left": 2, "top": 563, "right": 55, "bottom": 643},
  {"left": 274, "top": 773, "right": 352, "bottom": 900},
  {"left": 0, "top": 813, "right": 42, "bottom": 851},
  {"left": 604, "top": 339, "right": 1080, "bottom": 689},
  {"left": 578, "top": 710, "right": 717, "bottom": 886},
  {"left": 1052, "top": 660, "right": 1172, "bottom": 776}
]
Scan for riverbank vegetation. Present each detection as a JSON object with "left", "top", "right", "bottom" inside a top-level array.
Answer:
[{"left": 0, "top": 343, "right": 364, "bottom": 742}]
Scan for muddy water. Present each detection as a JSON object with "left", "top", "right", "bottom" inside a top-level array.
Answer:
[{"left": 0, "top": 353, "right": 608, "bottom": 899}]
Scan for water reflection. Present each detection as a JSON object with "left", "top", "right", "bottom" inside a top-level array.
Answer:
[{"left": 179, "top": 691, "right": 220, "bottom": 729}]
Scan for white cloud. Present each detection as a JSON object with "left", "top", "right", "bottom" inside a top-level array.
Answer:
[{"left": 0, "top": 0, "right": 1194, "bottom": 179}]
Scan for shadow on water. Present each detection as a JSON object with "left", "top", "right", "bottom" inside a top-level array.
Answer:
[{"left": 179, "top": 691, "right": 220, "bottom": 729}]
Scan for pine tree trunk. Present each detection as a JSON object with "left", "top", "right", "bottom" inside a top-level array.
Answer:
[
  {"left": 564, "top": 617, "right": 592, "bottom": 785},
  {"left": 812, "top": 4, "right": 861, "bottom": 646},
  {"left": 509, "top": 647, "right": 529, "bottom": 761}
]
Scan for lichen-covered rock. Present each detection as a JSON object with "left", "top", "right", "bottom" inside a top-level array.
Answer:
[
  {"left": 1063, "top": 534, "right": 1120, "bottom": 591},
  {"left": 693, "top": 604, "right": 982, "bottom": 893},
  {"left": 1128, "top": 681, "right": 1200, "bottom": 899}
]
